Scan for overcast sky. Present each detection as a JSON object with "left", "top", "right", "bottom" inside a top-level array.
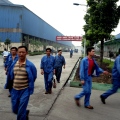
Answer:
[{"left": 9, "top": 0, "right": 120, "bottom": 46}]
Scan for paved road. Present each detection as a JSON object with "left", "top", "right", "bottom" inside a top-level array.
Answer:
[
  {"left": 0, "top": 52, "right": 80, "bottom": 120},
  {"left": 46, "top": 87, "right": 120, "bottom": 120}
]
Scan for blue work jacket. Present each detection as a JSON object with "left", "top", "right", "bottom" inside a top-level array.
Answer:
[
  {"left": 70, "top": 50, "right": 73, "bottom": 54},
  {"left": 55, "top": 55, "right": 65, "bottom": 68},
  {"left": 4, "top": 53, "right": 11, "bottom": 68},
  {"left": 4, "top": 54, "right": 19, "bottom": 72},
  {"left": 112, "top": 55, "right": 120, "bottom": 79},
  {"left": 40, "top": 55, "right": 55, "bottom": 73},
  {"left": 80, "top": 57, "right": 103, "bottom": 81},
  {"left": 5, "top": 59, "right": 37, "bottom": 95}
]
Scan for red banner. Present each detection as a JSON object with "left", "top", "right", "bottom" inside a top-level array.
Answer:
[{"left": 56, "top": 36, "right": 82, "bottom": 41}]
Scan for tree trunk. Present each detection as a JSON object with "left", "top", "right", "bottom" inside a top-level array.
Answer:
[
  {"left": 7, "top": 44, "right": 8, "bottom": 51},
  {"left": 100, "top": 39, "right": 104, "bottom": 67}
]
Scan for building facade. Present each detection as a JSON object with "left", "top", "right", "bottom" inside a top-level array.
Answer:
[
  {"left": 0, "top": 2, "right": 73, "bottom": 51},
  {"left": 95, "top": 33, "right": 120, "bottom": 57}
]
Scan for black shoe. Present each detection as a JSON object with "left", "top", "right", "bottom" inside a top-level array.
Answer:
[
  {"left": 48, "top": 88, "right": 52, "bottom": 94},
  {"left": 45, "top": 91, "right": 49, "bottom": 94},
  {"left": 57, "top": 81, "right": 60, "bottom": 83},
  {"left": 26, "top": 110, "right": 30, "bottom": 120},
  {"left": 8, "top": 94, "right": 11, "bottom": 97},
  {"left": 100, "top": 95, "right": 106, "bottom": 104},
  {"left": 74, "top": 98, "right": 80, "bottom": 107}
]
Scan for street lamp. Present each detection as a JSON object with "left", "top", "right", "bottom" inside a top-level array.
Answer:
[
  {"left": 73, "top": 3, "right": 87, "bottom": 57},
  {"left": 73, "top": 3, "right": 87, "bottom": 6}
]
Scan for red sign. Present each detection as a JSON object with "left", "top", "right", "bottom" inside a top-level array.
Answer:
[{"left": 56, "top": 36, "right": 82, "bottom": 41}]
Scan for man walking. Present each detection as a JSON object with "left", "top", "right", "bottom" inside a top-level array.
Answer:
[
  {"left": 4, "top": 47, "right": 18, "bottom": 97},
  {"left": 55, "top": 50, "right": 65, "bottom": 83},
  {"left": 74, "top": 47, "right": 108, "bottom": 109},
  {"left": 5, "top": 46, "right": 37, "bottom": 120},
  {"left": 40, "top": 48, "right": 55, "bottom": 94},
  {"left": 3, "top": 48, "right": 9, "bottom": 63},
  {"left": 70, "top": 49, "right": 73, "bottom": 58},
  {"left": 100, "top": 48, "right": 120, "bottom": 104}
]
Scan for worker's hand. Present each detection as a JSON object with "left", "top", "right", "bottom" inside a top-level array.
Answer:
[
  {"left": 5, "top": 71, "right": 7, "bottom": 75},
  {"left": 53, "top": 69, "right": 55, "bottom": 74},
  {"left": 81, "top": 80, "right": 85, "bottom": 85},
  {"left": 63, "top": 66, "right": 65, "bottom": 69},
  {"left": 103, "top": 71, "right": 109, "bottom": 75},
  {"left": 4, "top": 68, "right": 7, "bottom": 71},
  {"left": 41, "top": 69, "right": 44, "bottom": 75}
]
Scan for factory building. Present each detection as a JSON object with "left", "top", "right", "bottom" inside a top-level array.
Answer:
[{"left": 0, "top": 0, "right": 74, "bottom": 51}]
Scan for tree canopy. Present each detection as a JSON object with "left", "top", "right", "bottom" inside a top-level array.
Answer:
[
  {"left": 83, "top": 0, "right": 120, "bottom": 65},
  {"left": 4, "top": 38, "right": 11, "bottom": 50}
]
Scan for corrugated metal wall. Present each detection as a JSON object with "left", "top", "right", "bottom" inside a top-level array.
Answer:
[
  {"left": 0, "top": 5, "right": 22, "bottom": 42},
  {"left": 0, "top": 4, "right": 73, "bottom": 46}
]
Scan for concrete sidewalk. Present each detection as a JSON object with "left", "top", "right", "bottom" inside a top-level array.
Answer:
[
  {"left": 46, "top": 87, "right": 120, "bottom": 120},
  {"left": 0, "top": 52, "right": 80, "bottom": 120}
]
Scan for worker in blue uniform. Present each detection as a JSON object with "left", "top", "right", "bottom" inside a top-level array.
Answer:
[
  {"left": 70, "top": 49, "right": 73, "bottom": 58},
  {"left": 100, "top": 48, "right": 120, "bottom": 104},
  {"left": 55, "top": 50, "right": 66, "bottom": 83},
  {"left": 74, "top": 47, "right": 108, "bottom": 109},
  {"left": 4, "top": 47, "right": 18, "bottom": 97},
  {"left": 5, "top": 46, "right": 37, "bottom": 120},
  {"left": 40, "top": 48, "right": 55, "bottom": 94}
]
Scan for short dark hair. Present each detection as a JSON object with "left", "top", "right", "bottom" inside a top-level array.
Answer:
[
  {"left": 58, "top": 50, "right": 62, "bottom": 52},
  {"left": 46, "top": 48, "right": 52, "bottom": 52},
  {"left": 10, "top": 47, "right": 18, "bottom": 51},
  {"left": 86, "top": 47, "right": 94, "bottom": 55},
  {"left": 4, "top": 48, "right": 7, "bottom": 51},
  {"left": 18, "top": 46, "right": 28, "bottom": 52}
]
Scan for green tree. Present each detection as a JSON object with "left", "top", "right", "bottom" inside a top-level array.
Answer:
[
  {"left": 4, "top": 38, "right": 11, "bottom": 50},
  {"left": 34, "top": 40, "right": 42, "bottom": 51},
  {"left": 84, "top": 0, "right": 120, "bottom": 66},
  {"left": 109, "top": 35, "right": 115, "bottom": 41},
  {"left": 83, "top": 11, "right": 99, "bottom": 48},
  {"left": 30, "top": 39, "right": 42, "bottom": 52}
]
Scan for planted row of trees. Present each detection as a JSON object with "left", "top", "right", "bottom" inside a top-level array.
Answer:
[
  {"left": 83, "top": 0, "right": 120, "bottom": 66},
  {"left": 0, "top": 37, "right": 68, "bottom": 52},
  {"left": 24, "top": 37, "right": 63, "bottom": 52},
  {"left": 0, "top": 38, "right": 11, "bottom": 50}
]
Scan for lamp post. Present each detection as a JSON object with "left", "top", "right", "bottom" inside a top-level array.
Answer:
[{"left": 73, "top": 3, "right": 87, "bottom": 57}]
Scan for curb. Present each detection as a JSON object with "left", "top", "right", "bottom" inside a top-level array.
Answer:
[
  {"left": 92, "top": 82, "right": 120, "bottom": 92},
  {"left": 70, "top": 80, "right": 120, "bottom": 93},
  {"left": 70, "top": 81, "right": 81, "bottom": 88}
]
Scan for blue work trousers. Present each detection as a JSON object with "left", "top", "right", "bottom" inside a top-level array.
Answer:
[
  {"left": 75, "top": 76, "right": 92, "bottom": 107},
  {"left": 55, "top": 67, "right": 62, "bottom": 82},
  {"left": 11, "top": 88, "right": 30, "bottom": 120},
  {"left": 101, "top": 79, "right": 120, "bottom": 99},
  {"left": 44, "top": 72, "right": 53, "bottom": 92}
]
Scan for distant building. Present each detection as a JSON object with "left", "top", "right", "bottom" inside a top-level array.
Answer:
[{"left": 96, "top": 33, "right": 120, "bottom": 57}]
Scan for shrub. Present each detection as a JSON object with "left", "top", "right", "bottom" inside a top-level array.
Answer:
[
  {"left": 103, "top": 59, "right": 114, "bottom": 70},
  {"left": 103, "top": 59, "right": 111, "bottom": 64},
  {"left": 108, "top": 62, "right": 114, "bottom": 70},
  {"left": 29, "top": 51, "right": 44, "bottom": 56}
]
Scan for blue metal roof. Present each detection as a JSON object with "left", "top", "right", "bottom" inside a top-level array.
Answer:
[
  {"left": 0, "top": 4, "right": 73, "bottom": 46},
  {"left": 0, "top": 0, "right": 13, "bottom": 4}
]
